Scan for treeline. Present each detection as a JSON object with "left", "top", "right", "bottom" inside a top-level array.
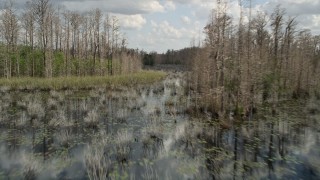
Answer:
[
  {"left": 189, "top": 2, "right": 320, "bottom": 118},
  {"left": 0, "top": 0, "right": 141, "bottom": 78},
  {"left": 142, "top": 47, "right": 199, "bottom": 67}
]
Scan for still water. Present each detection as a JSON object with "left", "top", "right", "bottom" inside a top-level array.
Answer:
[{"left": 0, "top": 72, "right": 319, "bottom": 179}]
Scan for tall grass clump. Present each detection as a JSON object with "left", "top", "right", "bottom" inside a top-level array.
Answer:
[
  {"left": 115, "top": 130, "right": 133, "bottom": 162},
  {"left": 49, "top": 110, "right": 74, "bottom": 128},
  {"left": 115, "top": 108, "right": 128, "bottom": 122},
  {"left": 16, "top": 112, "right": 28, "bottom": 128},
  {"left": 142, "top": 118, "right": 164, "bottom": 148},
  {"left": 27, "top": 99, "right": 45, "bottom": 125},
  {"left": 85, "top": 133, "right": 111, "bottom": 180},
  {"left": 22, "top": 153, "right": 41, "bottom": 180},
  {"left": 84, "top": 109, "right": 99, "bottom": 128},
  {"left": 142, "top": 163, "right": 159, "bottom": 180},
  {"left": 55, "top": 129, "right": 73, "bottom": 148}
]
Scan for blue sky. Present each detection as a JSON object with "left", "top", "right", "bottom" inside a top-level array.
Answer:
[{"left": 3, "top": 0, "right": 320, "bottom": 53}]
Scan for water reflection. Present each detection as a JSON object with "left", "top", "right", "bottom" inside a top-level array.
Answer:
[{"left": 0, "top": 73, "right": 319, "bottom": 179}]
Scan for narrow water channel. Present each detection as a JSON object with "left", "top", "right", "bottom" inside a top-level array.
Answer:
[{"left": 0, "top": 72, "right": 319, "bottom": 179}]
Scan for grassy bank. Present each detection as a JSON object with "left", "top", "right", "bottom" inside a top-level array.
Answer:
[{"left": 0, "top": 71, "right": 166, "bottom": 91}]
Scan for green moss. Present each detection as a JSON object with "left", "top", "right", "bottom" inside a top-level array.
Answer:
[{"left": 0, "top": 71, "right": 166, "bottom": 91}]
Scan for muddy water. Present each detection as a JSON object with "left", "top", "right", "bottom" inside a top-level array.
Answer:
[{"left": 0, "top": 72, "right": 319, "bottom": 180}]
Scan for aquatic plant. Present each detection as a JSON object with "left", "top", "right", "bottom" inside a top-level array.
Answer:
[
  {"left": 115, "top": 108, "right": 128, "bottom": 122},
  {"left": 129, "top": 98, "right": 147, "bottom": 111},
  {"left": 80, "top": 100, "right": 89, "bottom": 113},
  {"left": 49, "top": 110, "right": 74, "bottom": 128},
  {"left": 0, "top": 110, "right": 6, "bottom": 125},
  {"left": 47, "top": 98, "right": 59, "bottom": 110},
  {"left": 98, "top": 94, "right": 108, "bottom": 107},
  {"left": 16, "top": 99, "right": 27, "bottom": 110},
  {"left": 142, "top": 163, "right": 159, "bottom": 180},
  {"left": 85, "top": 136, "right": 112, "bottom": 180},
  {"left": 16, "top": 111, "right": 28, "bottom": 127},
  {"left": 153, "top": 107, "right": 161, "bottom": 116},
  {"left": 56, "top": 129, "right": 73, "bottom": 148},
  {"left": 50, "top": 90, "right": 64, "bottom": 102},
  {"left": 142, "top": 119, "right": 164, "bottom": 148},
  {"left": 89, "top": 89, "right": 100, "bottom": 98},
  {"left": 115, "top": 129, "right": 133, "bottom": 162},
  {"left": 0, "top": 86, "right": 10, "bottom": 93},
  {"left": 306, "top": 99, "right": 320, "bottom": 115},
  {"left": 27, "top": 99, "right": 45, "bottom": 121},
  {"left": 22, "top": 153, "right": 40, "bottom": 180},
  {"left": 84, "top": 109, "right": 99, "bottom": 128},
  {"left": 1, "top": 94, "right": 11, "bottom": 108}
]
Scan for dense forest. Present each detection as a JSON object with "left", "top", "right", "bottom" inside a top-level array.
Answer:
[
  {"left": 0, "top": 0, "right": 141, "bottom": 78},
  {"left": 142, "top": 2, "right": 320, "bottom": 119},
  {"left": 188, "top": 2, "right": 320, "bottom": 118}
]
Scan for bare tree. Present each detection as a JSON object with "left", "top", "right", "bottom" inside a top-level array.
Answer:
[
  {"left": 282, "top": 17, "right": 297, "bottom": 93},
  {"left": 31, "top": 0, "right": 54, "bottom": 77},
  {"left": 21, "top": 1, "right": 36, "bottom": 76},
  {"left": 0, "top": 0, "right": 19, "bottom": 78}
]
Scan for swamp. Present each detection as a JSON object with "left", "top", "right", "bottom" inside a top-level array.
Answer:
[
  {"left": 0, "top": 0, "right": 320, "bottom": 179},
  {"left": 0, "top": 70, "right": 319, "bottom": 179}
]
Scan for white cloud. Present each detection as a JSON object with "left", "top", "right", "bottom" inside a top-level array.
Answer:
[
  {"left": 164, "top": 1, "right": 176, "bottom": 11},
  {"left": 151, "top": 20, "right": 198, "bottom": 40},
  {"left": 152, "top": 20, "right": 182, "bottom": 39},
  {"left": 117, "top": 14, "right": 146, "bottom": 30},
  {"left": 60, "top": 0, "right": 164, "bottom": 15},
  {"left": 264, "top": 0, "right": 320, "bottom": 15},
  {"left": 181, "top": 16, "right": 191, "bottom": 25}
]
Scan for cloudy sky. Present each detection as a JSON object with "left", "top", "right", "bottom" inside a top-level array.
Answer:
[{"left": 3, "top": 0, "right": 320, "bottom": 52}]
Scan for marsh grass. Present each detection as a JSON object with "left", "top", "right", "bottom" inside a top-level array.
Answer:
[
  {"left": 22, "top": 153, "right": 41, "bottom": 180},
  {"left": 85, "top": 145, "right": 112, "bottom": 180},
  {"left": 142, "top": 163, "right": 159, "bottom": 180},
  {"left": 49, "top": 110, "right": 74, "bottom": 128},
  {"left": 27, "top": 100, "right": 45, "bottom": 120},
  {"left": 56, "top": 129, "right": 73, "bottom": 148},
  {"left": 16, "top": 112, "right": 28, "bottom": 127},
  {"left": 85, "top": 132, "right": 111, "bottom": 180},
  {"left": 115, "top": 130, "right": 133, "bottom": 162},
  {"left": 0, "top": 71, "right": 166, "bottom": 91},
  {"left": 84, "top": 109, "right": 100, "bottom": 128}
]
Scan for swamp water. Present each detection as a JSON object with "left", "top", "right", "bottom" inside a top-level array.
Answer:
[{"left": 0, "top": 72, "right": 319, "bottom": 180}]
